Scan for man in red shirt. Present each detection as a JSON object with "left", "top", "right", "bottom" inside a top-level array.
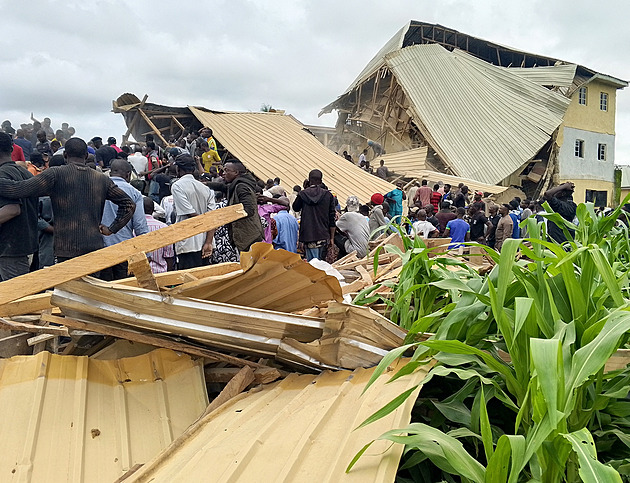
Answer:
[
  {"left": 10, "top": 143, "right": 25, "bottom": 162},
  {"left": 430, "top": 183, "right": 442, "bottom": 212}
]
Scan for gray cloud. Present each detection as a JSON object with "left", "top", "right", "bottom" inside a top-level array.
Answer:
[{"left": 1, "top": 0, "right": 627, "bottom": 162}]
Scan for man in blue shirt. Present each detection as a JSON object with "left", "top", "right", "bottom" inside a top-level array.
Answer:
[
  {"left": 13, "top": 129, "right": 33, "bottom": 161},
  {"left": 508, "top": 200, "right": 521, "bottom": 239},
  {"left": 100, "top": 159, "right": 149, "bottom": 280},
  {"left": 272, "top": 198, "right": 299, "bottom": 253},
  {"left": 385, "top": 181, "right": 406, "bottom": 222},
  {"left": 444, "top": 207, "right": 470, "bottom": 249}
]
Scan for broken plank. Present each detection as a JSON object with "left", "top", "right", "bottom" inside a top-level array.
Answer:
[
  {"left": 127, "top": 252, "right": 160, "bottom": 291},
  {"left": 0, "top": 292, "right": 53, "bottom": 317},
  {"left": 41, "top": 314, "right": 266, "bottom": 369},
  {"left": 0, "top": 204, "right": 246, "bottom": 306},
  {"left": 0, "top": 317, "right": 69, "bottom": 336},
  {"left": 204, "top": 367, "right": 281, "bottom": 385},
  {"left": 27, "top": 333, "right": 55, "bottom": 347},
  {"left": 115, "top": 262, "right": 240, "bottom": 288},
  {"left": 202, "top": 366, "right": 255, "bottom": 417}
]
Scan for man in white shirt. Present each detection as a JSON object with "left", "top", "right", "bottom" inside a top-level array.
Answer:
[
  {"left": 412, "top": 209, "right": 438, "bottom": 238},
  {"left": 171, "top": 155, "right": 216, "bottom": 268},
  {"left": 128, "top": 145, "right": 148, "bottom": 179}
]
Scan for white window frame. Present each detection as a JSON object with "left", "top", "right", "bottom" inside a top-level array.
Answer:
[
  {"left": 578, "top": 87, "right": 587, "bottom": 105},
  {"left": 600, "top": 92, "right": 608, "bottom": 111},
  {"left": 598, "top": 143, "right": 607, "bottom": 161},
  {"left": 574, "top": 139, "right": 584, "bottom": 158}
]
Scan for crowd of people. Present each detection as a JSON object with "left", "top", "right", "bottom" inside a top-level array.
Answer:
[{"left": 0, "top": 122, "right": 579, "bottom": 282}]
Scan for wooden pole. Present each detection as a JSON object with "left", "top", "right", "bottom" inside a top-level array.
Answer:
[
  {"left": 0, "top": 205, "right": 246, "bottom": 306},
  {"left": 138, "top": 108, "right": 169, "bottom": 145}
]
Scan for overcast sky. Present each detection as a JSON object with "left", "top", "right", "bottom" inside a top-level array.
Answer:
[{"left": 1, "top": 0, "right": 628, "bottom": 162}]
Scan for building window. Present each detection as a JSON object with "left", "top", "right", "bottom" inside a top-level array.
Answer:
[
  {"left": 574, "top": 139, "right": 584, "bottom": 158},
  {"left": 586, "top": 190, "right": 607, "bottom": 208},
  {"left": 600, "top": 92, "right": 608, "bottom": 111},
  {"left": 578, "top": 87, "right": 587, "bottom": 105},
  {"left": 598, "top": 143, "right": 607, "bottom": 161}
]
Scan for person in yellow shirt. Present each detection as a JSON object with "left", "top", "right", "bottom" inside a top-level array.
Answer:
[{"left": 199, "top": 140, "right": 220, "bottom": 172}]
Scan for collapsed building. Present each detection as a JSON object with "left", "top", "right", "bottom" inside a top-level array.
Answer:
[
  {"left": 112, "top": 94, "right": 394, "bottom": 204},
  {"left": 319, "top": 21, "right": 628, "bottom": 205}
]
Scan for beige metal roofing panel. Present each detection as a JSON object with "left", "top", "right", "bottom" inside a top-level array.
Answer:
[
  {"left": 378, "top": 146, "right": 428, "bottom": 176},
  {"left": 374, "top": 149, "right": 507, "bottom": 193},
  {"left": 168, "top": 242, "right": 343, "bottom": 312},
  {"left": 52, "top": 279, "right": 326, "bottom": 362},
  {"left": 128, "top": 360, "right": 431, "bottom": 483},
  {"left": 0, "top": 349, "right": 208, "bottom": 483},
  {"left": 385, "top": 44, "right": 570, "bottom": 185},
  {"left": 505, "top": 64, "right": 577, "bottom": 87},
  {"left": 190, "top": 107, "right": 395, "bottom": 204}
]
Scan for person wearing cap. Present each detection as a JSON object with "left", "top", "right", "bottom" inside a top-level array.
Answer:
[
  {"left": 292, "top": 169, "right": 336, "bottom": 261},
  {"left": 472, "top": 191, "right": 486, "bottom": 212},
  {"left": 368, "top": 193, "right": 388, "bottom": 240},
  {"left": 272, "top": 196, "right": 299, "bottom": 253},
  {"left": 335, "top": 196, "right": 370, "bottom": 258},
  {"left": 171, "top": 155, "right": 216, "bottom": 268}
]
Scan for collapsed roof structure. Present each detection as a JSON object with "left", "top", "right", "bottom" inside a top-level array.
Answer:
[
  {"left": 0, "top": 203, "right": 438, "bottom": 482},
  {"left": 112, "top": 94, "right": 394, "bottom": 204},
  {"left": 320, "top": 21, "right": 627, "bottom": 198}
]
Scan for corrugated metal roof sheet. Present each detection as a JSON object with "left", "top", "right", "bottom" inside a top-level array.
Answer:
[
  {"left": 505, "top": 64, "right": 577, "bottom": 87},
  {"left": 385, "top": 44, "right": 570, "bottom": 184},
  {"left": 377, "top": 146, "right": 428, "bottom": 177},
  {"left": 168, "top": 242, "right": 343, "bottom": 312},
  {"left": 189, "top": 108, "right": 395, "bottom": 204},
  {"left": 0, "top": 349, "right": 208, "bottom": 483},
  {"left": 127, "top": 360, "right": 431, "bottom": 483}
]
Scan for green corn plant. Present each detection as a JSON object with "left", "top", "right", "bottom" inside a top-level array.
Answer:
[
  {"left": 355, "top": 221, "right": 479, "bottom": 331},
  {"left": 348, "top": 201, "right": 630, "bottom": 482}
]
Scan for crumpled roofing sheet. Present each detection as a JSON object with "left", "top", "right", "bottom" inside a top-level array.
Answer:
[
  {"left": 127, "top": 360, "right": 431, "bottom": 483},
  {"left": 385, "top": 44, "right": 570, "bottom": 185},
  {"left": 189, "top": 107, "right": 395, "bottom": 204},
  {"left": 377, "top": 146, "right": 428, "bottom": 177},
  {"left": 168, "top": 243, "right": 343, "bottom": 312},
  {"left": 505, "top": 64, "right": 577, "bottom": 87},
  {"left": 52, "top": 279, "right": 325, "bottom": 360},
  {"left": 52, "top": 279, "right": 403, "bottom": 371},
  {"left": 0, "top": 349, "right": 208, "bottom": 483}
]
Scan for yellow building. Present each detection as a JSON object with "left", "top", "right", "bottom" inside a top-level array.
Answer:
[{"left": 556, "top": 75, "right": 627, "bottom": 206}]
